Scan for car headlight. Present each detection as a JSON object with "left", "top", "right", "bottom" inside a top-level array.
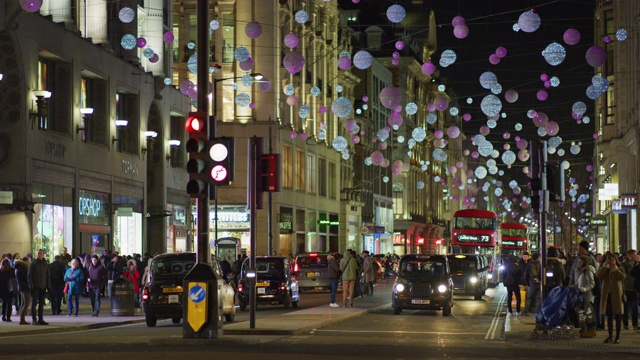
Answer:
[
  {"left": 395, "top": 283, "right": 405, "bottom": 292},
  {"left": 499, "top": 265, "right": 505, "bottom": 271},
  {"left": 487, "top": 273, "right": 493, "bottom": 280},
  {"left": 438, "top": 284, "right": 447, "bottom": 293},
  {"left": 469, "top": 276, "right": 478, "bottom": 284}
]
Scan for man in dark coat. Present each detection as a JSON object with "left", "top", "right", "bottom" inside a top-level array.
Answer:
[
  {"left": 28, "top": 249, "right": 50, "bottom": 325},
  {"left": 501, "top": 254, "right": 522, "bottom": 316},
  {"left": 87, "top": 255, "right": 107, "bottom": 316},
  {"left": 48, "top": 255, "right": 66, "bottom": 315}
]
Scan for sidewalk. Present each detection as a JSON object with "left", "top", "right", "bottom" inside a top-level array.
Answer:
[
  {"left": 504, "top": 302, "right": 640, "bottom": 352},
  {"left": 0, "top": 295, "right": 144, "bottom": 337},
  {"left": 0, "top": 287, "right": 390, "bottom": 341}
]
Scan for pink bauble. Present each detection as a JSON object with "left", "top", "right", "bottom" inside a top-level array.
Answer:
[
  {"left": 344, "top": 118, "right": 357, "bottom": 132},
  {"left": 379, "top": 86, "right": 402, "bottom": 109},
  {"left": 370, "top": 151, "right": 384, "bottom": 165},
  {"left": 421, "top": 62, "right": 436, "bottom": 75},
  {"left": 545, "top": 121, "right": 559, "bottom": 135},
  {"left": 284, "top": 33, "right": 299, "bottom": 48},
  {"left": 472, "top": 151, "right": 479, "bottom": 159},
  {"left": 392, "top": 51, "right": 400, "bottom": 59},
  {"left": 489, "top": 54, "right": 500, "bottom": 65},
  {"left": 136, "top": 37, "right": 147, "bottom": 48},
  {"left": 239, "top": 57, "right": 254, "bottom": 71},
  {"left": 447, "top": 126, "right": 460, "bottom": 138},
  {"left": 533, "top": 112, "right": 549, "bottom": 127},
  {"left": 391, "top": 59, "right": 399, "bottom": 65},
  {"left": 245, "top": 21, "right": 263, "bottom": 39},
  {"left": 319, "top": 105, "right": 327, "bottom": 114},
  {"left": 362, "top": 96, "right": 368, "bottom": 102},
  {"left": 338, "top": 56, "right": 351, "bottom": 70},
  {"left": 434, "top": 129, "right": 443, "bottom": 139},
  {"left": 544, "top": 80, "right": 551, "bottom": 88},
  {"left": 300, "top": 133, "right": 309, "bottom": 141},
  {"left": 451, "top": 15, "right": 465, "bottom": 27},
  {"left": 503, "top": 132, "right": 510, "bottom": 139},
  {"left": 286, "top": 95, "right": 298, "bottom": 106},
  {"left": 19, "top": 0, "right": 43, "bottom": 12},
  {"left": 536, "top": 90, "right": 548, "bottom": 101},
  {"left": 495, "top": 46, "right": 508, "bottom": 58},
  {"left": 585, "top": 45, "right": 607, "bottom": 67},
  {"left": 540, "top": 73, "right": 549, "bottom": 81},
  {"left": 479, "top": 126, "right": 490, "bottom": 135},
  {"left": 388, "top": 112, "right": 403, "bottom": 127},
  {"left": 163, "top": 32, "right": 175, "bottom": 43},
  {"left": 289, "top": 131, "right": 297, "bottom": 139},
  {"left": 563, "top": 28, "right": 581, "bottom": 45},
  {"left": 283, "top": 51, "right": 305, "bottom": 74},
  {"left": 505, "top": 89, "right": 519, "bottom": 103},
  {"left": 433, "top": 96, "right": 449, "bottom": 111},
  {"left": 395, "top": 41, "right": 404, "bottom": 50},
  {"left": 426, "top": 103, "right": 436, "bottom": 112},
  {"left": 463, "top": 113, "right": 472, "bottom": 121},
  {"left": 453, "top": 24, "right": 469, "bottom": 39},
  {"left": 149, "top": 54, "right": 159, "bottom": 63}
]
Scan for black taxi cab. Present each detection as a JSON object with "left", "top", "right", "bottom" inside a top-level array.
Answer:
[
  {"left": 237, "top": 256, "right": 300, "bottom": 310},
  {"left": 446, "top": 254, "right": 488, "bottom": 300},
  {"left": 140, "top": 253, "right": 236, "bottom": 327},
  {"left": 391, "top": 254, "right": 453, "bottom": 316}
]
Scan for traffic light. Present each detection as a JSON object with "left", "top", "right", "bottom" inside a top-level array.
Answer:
[
  {"left": 185, "top": 111, "right": 209, "bottom": 197},
  {"left": 209, "top": 137, "right": 234, "bottom": 186},
  {"left": 547, "top": 162, "right": 565, "bottom": 202},
  {"left": 260, "top": 153, "right": 281, "bottom": 192}
]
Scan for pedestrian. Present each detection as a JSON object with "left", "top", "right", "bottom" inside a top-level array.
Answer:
[
  {"left": 28, "top": 249, "right": 50, "bottom": 325},
  {"left": 544, "top": 247, "right": 565, "bottom": 297},
  {"left": 64, "top": 258, "right": 85, "bottom": 317},
  {"left": 574, "top": 255, "right": 597, "bottom": 338},
  {"left": 59, "top": 247, "right": 72, "bottom": 267},
  {"left": 123, "top": 259, "right": 141, "bottom": 307},
  {"left": 501, "top": 254, "right": 522, "bottom": 316},
  {"left": 219, "top": 256, "right": 232, "bottom": 281},
  {"left": 621, "top": 249, "right": 639, "bottom": 330},
  {"left": 522, "top": 252, "right": 541, "bottom": 316},
  {"left": 87, "top": 255, "right": 107, "bottom": 316},
  {"left": 48, "top": 255, "right": 66, "bottom": 315},
  {"left": 340, "top": 250, "right": 359, "bottom": 308},
  {"left": 106, "top": 254, "right": 123, "bottom": 298},
  {"left": 0, "top": 258, "right": 15, "bottom": 322},
  {"left": 569, "top": 240, "right": 599, "bottom": 335},
  {"left": 361, "top": 251, "right": 374, "bottom": 296},
  {"left": 327, "top": 253, "right": 341, "bottom": 307},
  {"left": 597, "top": 252, "right": 626, "bottom": 344},
  {"left": 14, "top": 257, "right": 31, "bottom": 325}
]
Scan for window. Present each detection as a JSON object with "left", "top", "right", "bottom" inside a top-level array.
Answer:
[
  {"left": 318, "top": 158, "right": 327, "bottom": 196},
  {"left": 393, "top": 183, "right": 403, "bottom": 215},
  {"left": 282, "top": 144, "right": 293, "bottom": 188},
  {"left": 295, "top": 149, "right": 305, "bottom": 191},
  {"left": 222, "top": 13, "right": 235, "bottom": 63},
  {"left": 306, "top": 153, "right": 316, "bottom": 194},
  {"left": 80, "top": 73, "right": 108, "bottom": 145},
  {"left": 328, "top": 162, "right": 336, "bottom": 199},
  {"left": 605, "top": 79, "right": 614, "bottom": 124},
  {"left": 37, "top": 57, "right": 71, "bottom": 133},
  {"left": 115, "top": 92, "right": 140, "bottom": 154},
  {"left": 169, "top": 114, "right": 186, "bottom": 168}
]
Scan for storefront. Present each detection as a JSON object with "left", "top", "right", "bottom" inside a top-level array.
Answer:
[
  {"left": 166, "top": 204, "right": 188, "bottom": 253},
  {"left": 209, "top": 205, "right": 250, "bottom": 256},
  {"left": 77, "top": 189, "right": 111, "bottom": 257},
  {"left": 32, "top": 184, "right": 74, "bottom": 262},
  {"left": 112, "top": 177, "right": 144, "bottom": 257}
]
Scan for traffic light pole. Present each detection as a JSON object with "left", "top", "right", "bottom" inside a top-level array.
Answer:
[
  {"left": 531, "top": 140, "right": 549, "bottom": 310},
  {"left": 182, "top": 0, "right": 222, "bottom": 340}
]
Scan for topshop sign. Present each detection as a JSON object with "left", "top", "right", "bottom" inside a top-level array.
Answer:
[{"left": 78, "top": 190, "right": 109, "bottom": 225}]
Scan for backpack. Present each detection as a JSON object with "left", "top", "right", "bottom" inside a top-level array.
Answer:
[{"left": 545, "top": 259, "right": 563, "bottom": 288}]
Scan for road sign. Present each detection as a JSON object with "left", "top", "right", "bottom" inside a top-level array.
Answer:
[{"left": 186, "top": 282, "right": 208, "bottom": 332}]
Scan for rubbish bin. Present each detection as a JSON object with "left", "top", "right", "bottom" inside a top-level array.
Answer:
[{"left": 111, "top": 277, "right": 135, "bottom": 316}]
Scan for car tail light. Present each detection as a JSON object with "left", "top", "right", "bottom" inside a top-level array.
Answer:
[
  {"left": 141, "top": 286, "right": 150, "bottom": 301},
  {"left": 238, "top": 282, "right": 243, "bottom": 293},
  {"left": 280, "top": 281, "right": 286, "bottom": 290},
  {"left": 293, "top": 262, "right": 299, "bottom": 272}
]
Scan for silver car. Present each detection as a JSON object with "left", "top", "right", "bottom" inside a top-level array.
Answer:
[{"left": 294, "top": 252, "right": 332, "bottom": 291}]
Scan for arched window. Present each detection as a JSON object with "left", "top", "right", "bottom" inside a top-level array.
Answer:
[{"left": 393, "top": 183, "right": 403, "bottom": 215}]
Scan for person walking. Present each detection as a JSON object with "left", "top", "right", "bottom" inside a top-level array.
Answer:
[
  {"left": 48, "top": 255, "right": 66, "bottom": 315},
  {"left": 14, "top": 257, "right": 31, "bottom": 325},
  {"left": 621, "top": 249, "right": 639, "bottom": 330},
  {"left": 361, "top": 251, "right": 375, "bottom": 296},
  {"left": 327, "top": 253, "right": 341, "bottom": 307},
  {"left": 0, "top": 258, "right": 15, "bottom": 322},
  {"left": 123, "top": 260, "right": 141, "bottom": 307},
  {"left": 28, "top": 249, "right": 50, "bottom": 325},
  {"left": 340, "top": 250, "right": 359, "bottom": 308},
  {"left": 521, "top": 252, "right": 541, "bottom": 316},
  {"left": 64, "top": 259, "right": 85, "bottom": 317},
  {"left": 87, "top": 255, "right": 107, "bottom": 316},
  {"left": 597, "top": 252, "right": 626, "bottom": 344},
  {"left": 501, "top": 254, "right": 522, "bottom": 316},
  {"left": 575, "top": 255, "right": 597, "bottom": 338}
]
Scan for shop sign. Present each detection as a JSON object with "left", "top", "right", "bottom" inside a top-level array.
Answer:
[
  {"left": 434, "top": 238, "right": 444, "bottom": 246},
  {"left": 78, "top": 190, "right": 110, "bottom": 225},
  {"left": 612, "top": 199, "right": 627, "bottom": 214},
  {"left": 621, "top": 193, "right": 638, "bottom": 209},
  {"left": 375, "top": 226, "right": 385, "bottom": 234},
  {"left": 416, "top": 237, "right": 424, "bottom": 245},
  {"left": 392, "top": 233, "right": 404, "bottom": 245},
  {"left": 0, "top": 191, "right": 12, "bottom": 204},
  {"left": 317, "top": 219, "right": 340, "bottom": 226},
  {"left": 589, "top": 216, "right": 606, "bottom": 227},
  {"left": 44, "top": 139, "right": 66, "bottom": 158}
]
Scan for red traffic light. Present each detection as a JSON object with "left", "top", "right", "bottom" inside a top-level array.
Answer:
[{"left": 185, "top": 111, "right": 207, "bottom": 133}]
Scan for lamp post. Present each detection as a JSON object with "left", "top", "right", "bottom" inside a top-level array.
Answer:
[{"left": 211, "top": 72, "right": 263, "bottom": 244}]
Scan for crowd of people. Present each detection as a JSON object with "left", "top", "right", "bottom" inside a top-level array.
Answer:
[
  {"left": 0, "top": 248, "right": 151, "bottom": 326},
  {"left": 501, "top": 240, "right": 639, "bottom": 344}
]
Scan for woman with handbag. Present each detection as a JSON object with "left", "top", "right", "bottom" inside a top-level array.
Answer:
[
  {"left": 64, "top": 259, "right": 85, "bottom": 317},
  {"left": 597, "top": 252, "right": 627, "bottom": 344},
  {"left": 0, "top": 258, "right": 16, "bottom": 322}
]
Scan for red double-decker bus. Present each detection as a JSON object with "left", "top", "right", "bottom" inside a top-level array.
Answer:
[
  {"left": 451, "top": 209, "right": 501, "bottom": 286},
  {"left": 500, "top": 222, "right": 529, "bottom": 256}
]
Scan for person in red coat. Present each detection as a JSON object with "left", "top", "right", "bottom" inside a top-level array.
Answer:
[{"left": 123, "top": 259, "right": 141, "bottom": 307}]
